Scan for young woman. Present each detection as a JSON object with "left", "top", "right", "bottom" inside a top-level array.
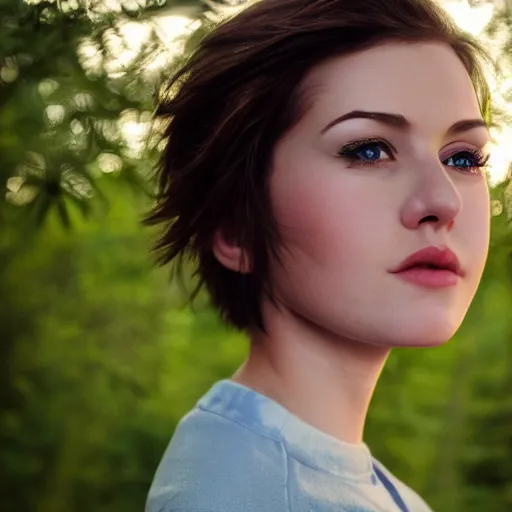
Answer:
[{"left": 145, "top": 0, "right": 493, "bottom": 510}]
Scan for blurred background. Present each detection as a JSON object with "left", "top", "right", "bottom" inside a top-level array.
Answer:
[{"left": 1, "top": 0, "right": 512, "bottom": 511}]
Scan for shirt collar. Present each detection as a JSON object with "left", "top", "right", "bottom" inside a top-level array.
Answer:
[{"left": 197, "top": 379, "right": 374, "bottom": 480}]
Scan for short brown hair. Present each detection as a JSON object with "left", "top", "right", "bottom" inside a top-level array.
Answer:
[{"left": 144, "top": 0, "right": 492, "bottom": 333}]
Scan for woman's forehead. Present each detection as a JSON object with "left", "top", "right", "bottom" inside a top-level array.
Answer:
[{"left": 297, "top": 41, "right": 482, "bottom": 130}]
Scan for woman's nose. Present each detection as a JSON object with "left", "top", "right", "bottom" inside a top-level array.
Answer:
[{"left": 400, "top": 163, "right": 463, "bottom": 231}]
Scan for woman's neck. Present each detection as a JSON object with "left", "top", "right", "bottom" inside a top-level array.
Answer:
[{"left": 231, "top": 303, "right": 390, "bottom": 445}]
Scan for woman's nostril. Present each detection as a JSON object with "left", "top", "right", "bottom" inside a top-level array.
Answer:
[{"left": 419, "top": 215, "right": 439, "bottom": 224}]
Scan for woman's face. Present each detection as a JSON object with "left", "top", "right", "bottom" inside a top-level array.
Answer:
[{"left": 268, "top": 41, "right": 491, "bottom": 347}]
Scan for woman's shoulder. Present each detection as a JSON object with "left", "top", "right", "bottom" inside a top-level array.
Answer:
[
  {"left": 145, "top": 406, "right": 289, "bottom": 512},
  {"left": 169, "top": 404, "right": 289, "bottom": 465}
]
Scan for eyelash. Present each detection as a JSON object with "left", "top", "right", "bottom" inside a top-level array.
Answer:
[{"left": 338, "top": 138, "right": 490, "bottom": 174}]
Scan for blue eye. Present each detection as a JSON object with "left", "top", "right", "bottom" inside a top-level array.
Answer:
[
  {"left": 357, "top": 145, "right": 382, "bottom": 162},
  {"left": 444, "top": 150, "right": 488, "bottom": 172},
  {"left": 443, "top": 149, "right": 490, "bottom": 174},
  {"left": 338, "top": 139, "right": 394, "bottom": 166}
]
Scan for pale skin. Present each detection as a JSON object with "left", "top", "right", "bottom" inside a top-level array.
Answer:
[{"left": 213, "top": 42, "right": 491, "bottom": 445}]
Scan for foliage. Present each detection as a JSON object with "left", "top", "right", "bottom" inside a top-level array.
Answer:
[{"left": 0, "top": 0, "right": 205, "bottom": 229}]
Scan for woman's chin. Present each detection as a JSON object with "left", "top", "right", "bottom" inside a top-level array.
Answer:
[
  {"left": 389, "top": 317, "right": 462, "bottom": 348},
  {"left": 356, "top": 315, "right": 463, "bottom": 349}
]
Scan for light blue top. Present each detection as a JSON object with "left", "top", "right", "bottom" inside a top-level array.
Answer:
[{"left": 146, "top": 379, "right": 433, "bottom": 512}]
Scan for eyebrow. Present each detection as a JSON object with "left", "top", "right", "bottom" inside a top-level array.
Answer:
[{"left": 320, "top": 110, "right": 489, "bottom": 136}]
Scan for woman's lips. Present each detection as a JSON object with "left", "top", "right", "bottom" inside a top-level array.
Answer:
[
  {"left": 392, "top": 266, "right": 459, "bottom": 288},
  {"left": 389, "top": 246, "right": 463, "bottom": 288}
]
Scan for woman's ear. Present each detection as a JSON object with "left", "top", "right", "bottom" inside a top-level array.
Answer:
[{"left": 212, "top": 230, "right": 252, "bottom": 274}]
